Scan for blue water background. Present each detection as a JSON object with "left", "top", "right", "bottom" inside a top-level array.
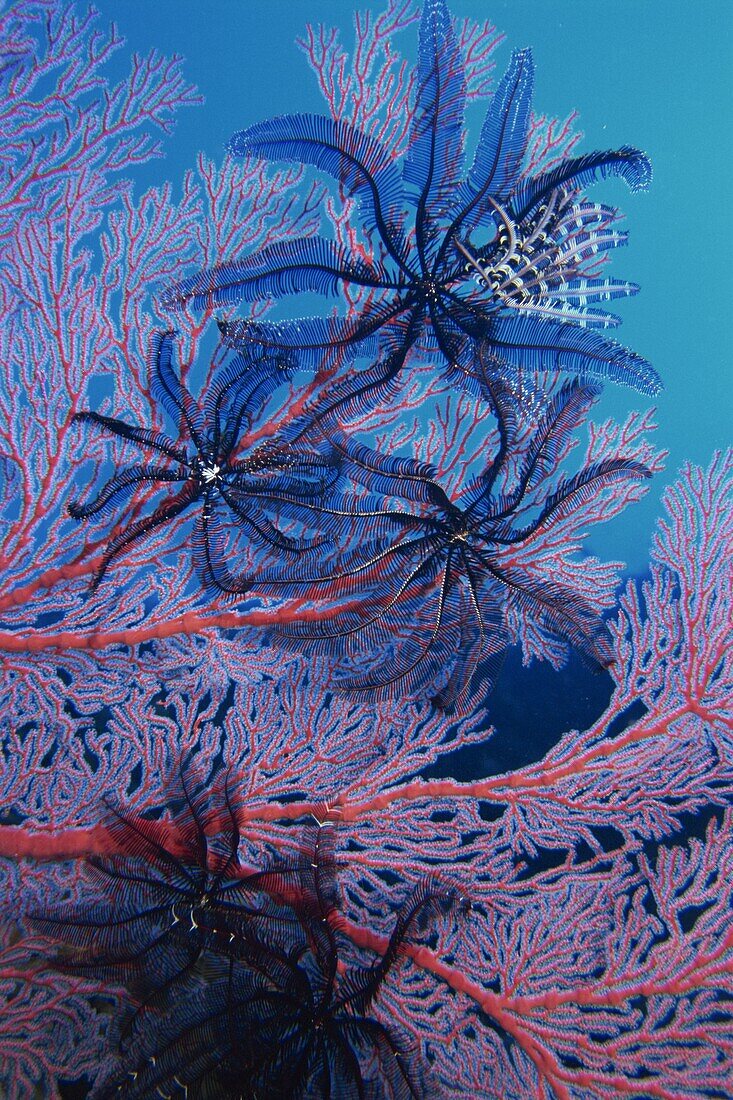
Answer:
[{"left": 92, "top": 0, "right": 732, "bottom": 577}]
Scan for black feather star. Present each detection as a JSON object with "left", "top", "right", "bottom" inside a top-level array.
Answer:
[
  {"left": 237, "top": 372, "right": 651, "bottom": 708},
  {"left": 69, "top": 330, "right": 338, "bottom": 591},
  {"left": 29, "top": 772, "right": 278, "bottom": 1029},
  {"left": 162, "top": 0, "right": 660, "bottom": 400},
  {"left": 89, "top": 820, "right": 463, "bottom": 1099}
]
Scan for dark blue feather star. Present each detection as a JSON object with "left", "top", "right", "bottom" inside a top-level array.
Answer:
[
  {"left": 162, "top": 0, "right": 659, "bottom": 399},
  {"left": 234, "top": 373, "right": 651, "bottom": 708},
  {"left": 69, "top": 330, "right": 339, "bottom": 592},
  {"left": 29, "top": 770, "right": 298, "bottom": 1051},
  {"left": 90, "top": 822, "right": 460, "bottom": 1099}
]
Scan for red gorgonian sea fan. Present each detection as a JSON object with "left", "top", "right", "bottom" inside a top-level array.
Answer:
[{"left": 0, "top": 1, "right": 730, "bottom": 1097}]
